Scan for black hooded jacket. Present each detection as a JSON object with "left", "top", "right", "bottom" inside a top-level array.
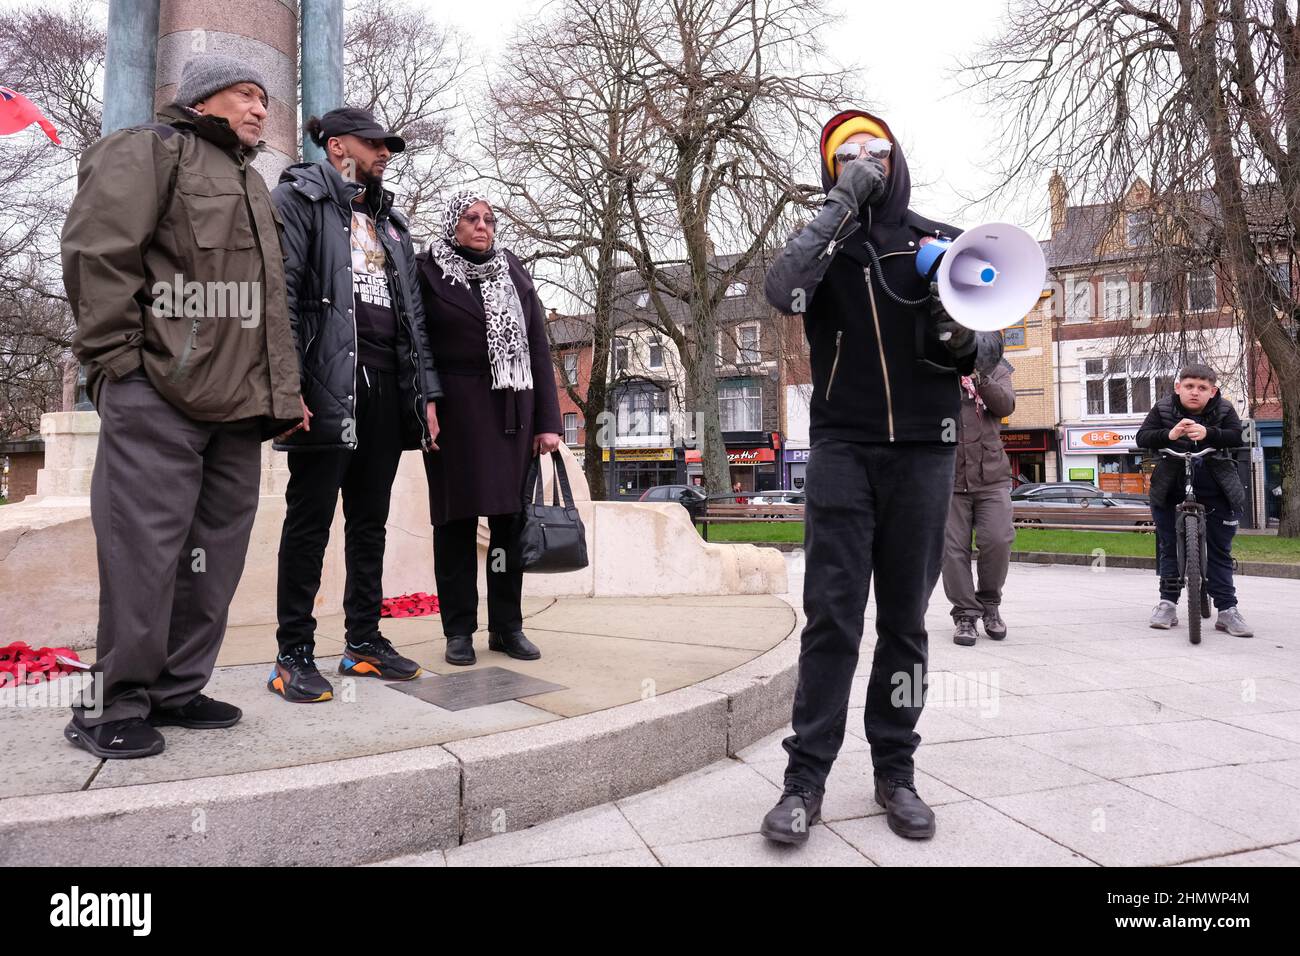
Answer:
[
  {"left": 270, "top": 160, "right": 442, "bottom": 453},
  {"left": 764, "top": 110, "right": 1002, "bottom": 444}
]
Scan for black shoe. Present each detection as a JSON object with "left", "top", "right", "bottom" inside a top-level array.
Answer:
[
  {"left": 874, "top": 777, "right": 936, "bottom": 839},
  {"left": 268, "top": 645, "right": 334, "bottom": 703},
  {"left": 150, "top": 693, "right": 242, "bottom": 728},
  {"left": 445, "top": 635, "right": 476, "bottom": 666},
  {"left": 953, "top": 617, "right": 978, "bottom": 647},
  {"left": 488, "top": 629, "right": 541, "bottom": 661},
  {"left": 340, "top": 634, "right": 422, "bottom": 680},
  {"left": 64, "top": 714, "right": 165, "bottom": 759},
  {"left": 982, "top": 607, "right": 1008, "bottom": 640},
  {"left": 760, "top": 785, "right": 823, "bottom": 845}
]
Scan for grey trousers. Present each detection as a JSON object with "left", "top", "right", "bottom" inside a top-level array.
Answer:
[
  {"left": 78, "top": 369, "right": 262, "bottom": 725},
  {"left": 942, "top": 487, "right": 1015, "bottom": 620}
]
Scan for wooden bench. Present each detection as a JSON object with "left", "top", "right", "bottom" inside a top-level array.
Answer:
[
  {"left": 1013, "top": 503, "right": 1154, "bottom": 533},
  {"left": 697, "top": 502, "right": 805, "bottom": 541}
]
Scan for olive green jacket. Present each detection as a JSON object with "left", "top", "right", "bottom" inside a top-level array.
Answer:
[{"left": 62, "top": 103, "right": 300, "bottom": 429}]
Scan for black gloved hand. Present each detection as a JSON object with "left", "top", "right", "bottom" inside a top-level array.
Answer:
[
  {"left": 930, "top": 282, "right": 975, "bottom": 356},
  {"left": 827, "top": 157, "right": 886, "bottom": 212}
]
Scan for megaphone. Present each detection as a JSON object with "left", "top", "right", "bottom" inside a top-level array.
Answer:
[{"left": 914, "top": 223, "right": 1047, "bottom": 332}]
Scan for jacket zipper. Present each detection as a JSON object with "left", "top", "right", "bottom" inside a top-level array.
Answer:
[
  {"left": 825, "top": 330, "right": 843, "bottom": 401},
  {"left": 818, "top": 208, "right": 860, "bottom": 261},
  {"left": 171, "top": 317, "right": 201, "bottom": 382},
  {"left": 865, "top": 276, "right": 896, "bottom": 442}
]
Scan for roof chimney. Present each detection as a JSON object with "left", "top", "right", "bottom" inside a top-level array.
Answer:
[{"left": 1049, "top": 170, "right": 1068, "bottom": 237}]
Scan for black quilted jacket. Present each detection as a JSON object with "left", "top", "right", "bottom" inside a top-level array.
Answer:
[{"left": 271, "top": 160, "right": 441, "bottom": 452}]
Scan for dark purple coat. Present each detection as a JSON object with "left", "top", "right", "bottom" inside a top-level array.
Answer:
[{"left": 417, "top": 248, "right": 563, "bottom": 526}]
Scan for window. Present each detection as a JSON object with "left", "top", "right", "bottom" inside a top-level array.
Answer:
[
  {"left": 563, "top": 352, "right": 578, "bottom": 385},
  {"left": 1081, "top": 356, "right": 1182, "bottom": 418},
  {"left": 616, "top": 389, "right": 669, "bottom": 437},
  {"left": 726, "top": 282, "right": 748, "bottom": 298},
  {"left": 1003, "top": 313, "right": 1028, "bottom": 349},
  {"left": 1188, "top": 268, "right": 1216, "bottom": 312},
  {"left": 1066, "top": 277, "right": 1092, "bottom": 323},
  {"left": 648, "top": 335, "right": 664, "bottom": 369},
  {"left": 715, "top": 331, "right": 724, "bottom": 367},
  {"left": 563, "top": 413, "right": 578, "bottom": 445},
  {"left": 636, "top": 292, "right": 649, "bottom": 309},
  {"left": 1148, "top": 277, "right": 1175, "bottom": 316},
  {"left": 1126, "top": 211, "right": 1151, "bottom": 247},
  {"left": 614, "top": 338, "right": 629, "bottom": 375},
  {"left": 1103, "top": 276, "right": 1130, "bottom": 321},
  {"left": 1268, "top": 261, "right": 1292, "bottom": 299},
  {"left": 737, "top": 324, "right": 760, "bottom": 364},
  {"left": 719, "top": 383, "right": 762, "bottom": 432}
]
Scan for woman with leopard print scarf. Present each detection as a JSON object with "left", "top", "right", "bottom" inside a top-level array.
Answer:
[{"left": 416, "top": 191, "right": 564, "bottom": 666}]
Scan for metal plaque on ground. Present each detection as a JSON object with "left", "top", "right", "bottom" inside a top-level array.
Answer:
[{"left": 389, "top": 666, "right": 567, "bottom": 711}]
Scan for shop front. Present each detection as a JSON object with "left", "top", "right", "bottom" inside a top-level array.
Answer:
[
  {"left": 1060, "top": 424, "right": 1150, "bottom": 493},
  {"left": 999, "top": 429, "right": 1055, "bottom": 487},
  {"left": 784, "top": 447, "right": 811, "bottom": 490},
  {"left": 603, "top": 446, "right": 682, "bottom": 500},
  {"left": 1259, "top": 419, "right": 1282, "bottom": 526},
  {"left": 685, "top": 432, "right": 781, "bottom": 492}
]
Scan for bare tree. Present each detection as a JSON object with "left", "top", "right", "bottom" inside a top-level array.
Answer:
[
  {"left": 968, "top": 0, "right": 1300, "bottom": 535},
  {"left": 344, "top": 0, "right": 469, "bottom": 244}
]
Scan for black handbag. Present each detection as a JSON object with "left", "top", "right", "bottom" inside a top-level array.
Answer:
[{"left": 518, "top": 451, "right": 589, "bottom": 573}]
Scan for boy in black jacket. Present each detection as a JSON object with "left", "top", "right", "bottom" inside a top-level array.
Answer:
[
  {"left": 1135, "top": 364, "right": 1252, "bottom": 637},
  {"left": 759, "top": 109, "right": 1003, "bottom": 845}
]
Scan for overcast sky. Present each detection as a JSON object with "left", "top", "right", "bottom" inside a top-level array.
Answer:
[{"left": 439, "top": 0, "right": 1047, "bottom": 236}]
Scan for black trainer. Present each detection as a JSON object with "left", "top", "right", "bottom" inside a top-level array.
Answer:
[
  {"left": 874, "top": 777, "right": 936, "bottom": 839},
  {"left": 151, "top": 694, "right": 242, "bottom": 728},
  {"left": 760, "top": 785, "right": 823, "bottom": 845},
  {"left": 340, "top": 634, "right": 422, "bottom": 681},
  {"left": 488, "top": 629, "right": 541, "bottom": 661},
  {"left": 64, "top": 714, "right": 165, "bottom": 759},
  {"left": 268, "top": 645, "right": 334, "bottom": 703}
]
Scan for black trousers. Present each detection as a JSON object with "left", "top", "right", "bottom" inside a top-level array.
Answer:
[
  {"left": 783, "top": 439, "right": 956, "bottom": 793},
  {"left": 1153, "top": 494, "right": 1239, "bottom": 610},
  {"left": 433, "top": 513, "right": 524, "bottom": 637},
  {"left": 276, "top": 366, "right": 404, "bottom": 653}
]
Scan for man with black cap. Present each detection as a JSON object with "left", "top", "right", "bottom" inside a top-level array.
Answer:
[
  {"left": 60, "top": 53, "right": 305, "bottom": 758},
  {"left": 759, "top": 110, "right": 1003, "bottom": 843},
  {"left": 267, "top": 107, "right": 443, "bottom": 703}
]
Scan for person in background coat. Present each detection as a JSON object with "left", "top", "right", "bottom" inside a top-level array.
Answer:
[
  {"left": 416, "top": 192, "right": 563, "bottom": 666},
  {"left": 942, "top": 357, "right": 1017, "bottom": 646}
]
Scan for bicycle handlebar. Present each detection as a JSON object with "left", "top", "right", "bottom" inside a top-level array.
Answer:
[{"left": 1159, "top": 448, "right": 1218, "bottom": 460}]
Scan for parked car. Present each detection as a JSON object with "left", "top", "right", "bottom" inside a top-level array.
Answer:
[
  {"left": 1013, "top": 486, "right": 1153, "bottom": 527},
  {"left": 747, "top": 489, "right": 806, "bottom": 505},
  {"left": 639, "top": 484, "right": 709, "bottom": 518},
  {"left": 1012, "top": 481, "right": 1148, "bottom": 504}
]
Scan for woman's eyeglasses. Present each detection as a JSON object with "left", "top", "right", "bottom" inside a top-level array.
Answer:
[
  {"left": 834, "top": 138, "right": 892, "bottom": 165},
  {"left": 459, "top": 213, "right": 497, "bottom": 229}
]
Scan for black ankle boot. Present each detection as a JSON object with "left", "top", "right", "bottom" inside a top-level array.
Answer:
[
  {"left": 444, "top": 635, "right": 476, "bottom": 666},
  {"left": 874, "top": 776, "right": 936, "bottom": 839},
  {"left": 488, "top": 629, "right": 541, "bottom": 661},
  {"left": 760, "top": 786, "right": 823, "bottom": 845}
]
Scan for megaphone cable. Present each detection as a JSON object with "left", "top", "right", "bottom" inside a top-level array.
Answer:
[{"left": 861, "top": 237, "right": 930, "bottom": 308}]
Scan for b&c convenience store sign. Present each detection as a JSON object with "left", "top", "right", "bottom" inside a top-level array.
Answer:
[{"left": 1064, "top": 425, "right": 1141, "bottom": 453}]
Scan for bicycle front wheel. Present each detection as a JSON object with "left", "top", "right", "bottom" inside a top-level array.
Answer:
[{"left": 1185, "top": 517, "right": 1203, "bottom": 645}]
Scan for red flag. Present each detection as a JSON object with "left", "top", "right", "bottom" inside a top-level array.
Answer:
[{"left": 0, "top": 86, "right": 61, "bottom": 145}]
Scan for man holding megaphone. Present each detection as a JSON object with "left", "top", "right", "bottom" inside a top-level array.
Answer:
[{"left": 760, "top": 109, "right": 1007, "bottom": 845}]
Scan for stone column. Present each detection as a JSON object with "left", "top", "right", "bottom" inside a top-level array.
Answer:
[
  {"left": 300, "top": 0, "right": 344, "bottom": 163},
  {"left": 101, "top": 0, "right": 161, "bottom": 135},
  {"left": 153, "top": 0, "right": 301, "bottom": 185}
]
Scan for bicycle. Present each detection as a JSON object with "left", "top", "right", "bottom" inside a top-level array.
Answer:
[{"left": 1157, "top": 447, "right": 1218, "bottom": 645}]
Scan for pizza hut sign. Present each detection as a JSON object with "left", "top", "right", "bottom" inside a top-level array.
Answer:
[{"left": 1064, "top": 425, "right": 1141, "bottom": 453}]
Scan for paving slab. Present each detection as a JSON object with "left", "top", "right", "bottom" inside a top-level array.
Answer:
[
  {"left": 525, "top": 847, "right": 662, "bottom": 867},
  {"left": 1033, "top": 689, "right": 1199, "bottom": 727},
  {"left": 988, "top": 781, "right": 1260, "bottom": 866},
  {"left": 1219, "top": 710, "right": 1300, "bottom": 744},
  {"left": 616, "top": 759, "right": 782, "bottom": 847},
  {"left": 830, "top": 800, "right": 1095, "bottom": 867},
  {"left": 1127, "top": 720, "right": 1300, "bottom": 766},
  {"left": 1014, "top": 726, "right": 1220, "bottom": 778},
  {"left": 655, "top": 826, "right": 872, "bottom": 866},
  {"left": 918, "top": 737, "right": 1102, "bottom": 798},
  {"left": 444, "top": 804, "right": 646, "bottom": 867},
  {"left": 1178, "top": 849, "right": 1299, "bottom": 867},
  {"left": 524, "top": 595, "right": 794, "bottom": 651},
  {"left": 1121, "top": 765, "right": 1300, "bottom": 844}
]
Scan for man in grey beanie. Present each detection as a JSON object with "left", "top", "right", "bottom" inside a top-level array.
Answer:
[{"left": 60, "top": 52, "right": 305, "bottom": 759}]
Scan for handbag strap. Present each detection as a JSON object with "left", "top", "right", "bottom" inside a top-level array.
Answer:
[
  {"left": 549, "top": 450, "right": 577, "bottom": 508},
  {"left": 526, "top": 451, "right": 577, "bottom": 509}
]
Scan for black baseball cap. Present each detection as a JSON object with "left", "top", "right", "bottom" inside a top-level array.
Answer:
[{"left": 314, "top": 107, "right": 405, "bottom": 152}]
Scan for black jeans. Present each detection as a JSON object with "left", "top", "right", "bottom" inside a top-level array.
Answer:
[
  {"left": 433, "top": 513, "right": 524, "bottom": 637},
  {"left": 1153, "top": 494, "right": 1239, "bottom": 610},
  {"left": 783, "top": 439, "right": 956, "bottom": 793},
  {"left": 276, "top": 366, "right": 404, "bottom": 653}
]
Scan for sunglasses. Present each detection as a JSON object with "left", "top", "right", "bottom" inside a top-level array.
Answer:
[
  {"left": 834, "top": 138, "right": 892, "bottom": 164},
  {"left": 459, "top": 212, "right": 497, "bottom": 229}
]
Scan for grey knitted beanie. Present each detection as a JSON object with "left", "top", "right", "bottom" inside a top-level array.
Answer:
[{"left": 175, "top": 53, "right": 268, "bottom": 107}]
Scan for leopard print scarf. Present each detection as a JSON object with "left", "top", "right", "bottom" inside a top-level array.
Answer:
[{"left": 429, "top": 191, "right": 533, "bottom": 391}]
